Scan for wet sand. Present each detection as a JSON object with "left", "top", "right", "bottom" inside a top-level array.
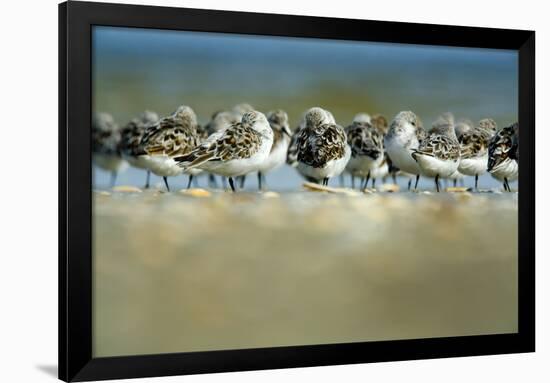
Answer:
[{"left": 92, "top": 187, "right": 518, "bottom": 357}]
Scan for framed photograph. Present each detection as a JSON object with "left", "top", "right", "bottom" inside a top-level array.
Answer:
[{"left": 59, "top": 1, "right": 535, "bottom": 381}]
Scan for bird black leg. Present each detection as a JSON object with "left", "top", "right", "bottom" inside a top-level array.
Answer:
[
  {"left": 351, "top": 175, "right": 356, "bottom": 189},
  {"left": 363, "top": 172, "right": 371, "bottom": 189},
  {"left": 414, "top": 174, "right": 420, "bottom": 190},
  {"left": 163, "top": 176, "right": 170, "bottom": 191},
  {"left": 238, "top": 175, "right": 246, "bottom": 189},
  {"left": 208, "top": 174, "right": 217, "bottom": 188},
  {"left": 144, "top": 170, "right": 151, "bottom": 189},
  {"left": 228, "top": 177, "right": 236, "bottom": 192},
  {"left": 187, "top": 175, "right": 193, "bottom": 189},
  {"left": 504, "top": 177, "right": 510, "bottom": 192},
  {"left": 435, "top": 175, "right": 440, "bottom": 192},
  {"left": 323, "top": 177, "right": 329, "bottom": 186},
  {"left": 372, "top": 178, "right": 376, "bottom": 188},
  {"left": 475, "top": 174, "right": 479, "bottom": 191},
  {"left": 257, "top": 172, "right": 263, "bottom": 190},
  {"left": 453, "top": 179, "right": 457, "bottom": 187},
  {"left": 110, "top": 171, "right": 117, "bottom": 188},
  {"left": 408, "top": 179, "right": 412, "bottom": 191},
  {"left": 392, "top": 173, "right": 397, "bottom": 185}
]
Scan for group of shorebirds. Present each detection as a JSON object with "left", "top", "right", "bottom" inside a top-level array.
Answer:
[{"left": 92, "top": 103, "right": 519, "bottom": 192}]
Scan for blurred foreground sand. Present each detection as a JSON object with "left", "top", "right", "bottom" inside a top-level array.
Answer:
[{"left": 93, "top": 188, "right": 518, "bottom": 357}]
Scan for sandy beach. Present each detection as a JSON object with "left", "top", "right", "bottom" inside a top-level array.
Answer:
[{"left": 92, "top": 187, "right": 518, "bottom": 357}]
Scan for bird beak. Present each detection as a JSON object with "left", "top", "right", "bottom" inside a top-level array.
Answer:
[{"left": 283, "top": 127, "right": 292, "bottom": 137}]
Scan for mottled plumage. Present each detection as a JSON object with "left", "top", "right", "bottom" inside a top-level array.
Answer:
[
  {"left": 134, "top": 106, "right": 203, "bottom": 190},
  {"left": 175, "top": 111, "right": 273, "bottom": 191},
  {"left": 415, "top": 134, "right": 461, "bottom": 162},
  {"left": 488, "top": 122, "right": 519, "bottom": 191},
  {"left": 119, "top": 111, "right": 159, "bottom": 158},
  {"left": 298, "top": 123, "right": 348, "bottom": 168},
  {"left": 455, "top": 118, "right": 498, "bottom": 189},
  {"left": 345, "top": 120, "right": 385, "bottom": 189},
  {"left": 287, "top": 108, "right": 335, "bottom": 168},
  {"left": 346, "top": 121, "right": 384, "bottom": 160},
  {"left": 179, "top": 121, "right": 261, "bottom": 165},
  {"left": 459, "top": 128, "right": 489, "bottom": 159},
  {"left": 139, "top": 106, "right": 202, "bottom": 157},
  {"left": 412, "top": 119, "right": 460, "bottom": 191},
  {"left": 295, "top": 108, "right": 350, "bottom": 185}
]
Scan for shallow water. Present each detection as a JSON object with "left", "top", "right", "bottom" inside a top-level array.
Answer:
[{"left": 92, "top": 188, "right": 518, "bottom": 357}]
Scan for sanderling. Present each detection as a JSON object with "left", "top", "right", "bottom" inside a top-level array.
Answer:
[
  {"left": 212, "top": 104, "right": 254, "bottom": 189},
  {"left": 370, "top": 114, "right": 393, "bottom": 185},
  {"left": 296, "top": 107, "right": 351, "bottom": 186},
  {"left": 119, "top": 110, "right": 159, "bottom": 188},
  {"left": 287, "top": 108, "right": 335, "bottom": 169},
  {"left": 203, "top": 110, "right": 240, "bottom": 188},
  {"left": 457, "top": 118, "right": 497, "bottom": 190},
  {"left": 411, "top": 116, "right": 461, "bottom": 192},
  {"left": 344, "top": 116, "right": 385, "bottom": 189},
  {"left": 92, "top": 112, "right": 127, "bottom": 187},
  {"left": 175, "top": 111, "right": 274, "bottom": 192},
  {"left": 254, "top": 109, "right": 292, "bottom": 189},
  {"left": 137, "top": 105, "right": 203, "bottom": 191},
  {"left": 488, "top": 122, "right": 519, "bottom": 192},
  {"left": 384, "top": 111, "right": 426, "bottom": 190}
]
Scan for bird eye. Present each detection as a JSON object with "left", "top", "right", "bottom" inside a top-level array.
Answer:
[{"left": 411, "top": 121, "right": 416, "bottom": 126}]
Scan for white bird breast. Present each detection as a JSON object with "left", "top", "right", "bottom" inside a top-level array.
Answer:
[
  {"left": 385, "top": 139, "right": 421, "bottom": 175},
  {"left": 346, "top": 154, "right": 383, "bottom": 176},
  {"left": 458, "top": 155, "right": 488, "bottom": 176},
  {"left": 258, "top": 135, "right": 290, "bottom": 173},
  {"left": 490, "top": 158, "right": 519, "bottom": 181},
  {"left": 139, "top": 155, "right": 185, "bottom": 177},
  {"left": 414, "top": 154, "right": 459, "bottom": 178}
]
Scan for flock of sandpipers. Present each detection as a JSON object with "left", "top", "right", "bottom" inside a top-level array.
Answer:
[{"left": 92, "top": 103, "right": 519, "bottom": 193}]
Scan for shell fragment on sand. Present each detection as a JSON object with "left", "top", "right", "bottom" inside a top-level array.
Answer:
[
  {"left": 112, "top": 185, "right": 143, "bottom": 193},
  {"left": 303, "top": 182, "right": 362, "bottom": 196},
  {"left": 446, "top": 187, "right": 469, "bottom": 193},
  {"left": 179, "top": 188, "right": 212, "bottom": 197}
]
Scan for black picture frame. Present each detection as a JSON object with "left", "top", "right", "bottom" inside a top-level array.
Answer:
[{"left": 59, "top": 1, "right": 535, "bottom": 381}]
